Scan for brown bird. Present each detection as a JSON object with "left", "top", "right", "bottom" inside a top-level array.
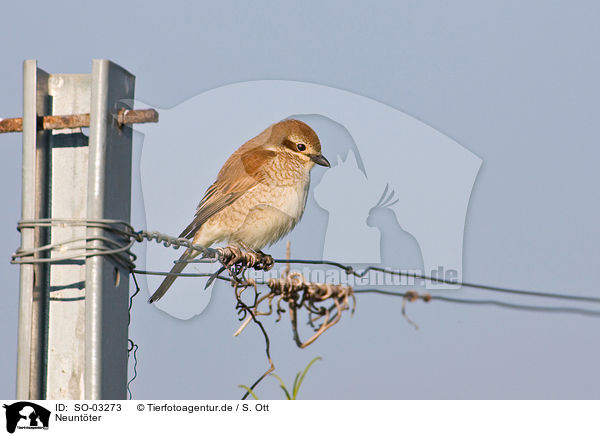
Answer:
[{"left": 149, "top": 119, "right": 330, "bottom": 303}]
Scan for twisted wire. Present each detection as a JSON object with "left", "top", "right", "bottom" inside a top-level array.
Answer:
[
  {"left": 12, "top": 219, "right": 600, "bottom": 318},
  {"left": 12, "top": 218, "right": 137, "bottom": 270},
  {"left": 12, "top": 219, "right": 600, "bottom": 400}
]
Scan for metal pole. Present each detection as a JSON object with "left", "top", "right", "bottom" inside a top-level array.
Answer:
[
  {"left": 16, "top": 60, "right": 136, "bottom": 400},
  {"left": 45, "top": 72, "right": 92, "bottom": 399},
  {"left": 85, "top": 60, "right": 135, "bottom": 399},
  {"left": 16, "top": 60, "right": 50, "bottom": 400}
]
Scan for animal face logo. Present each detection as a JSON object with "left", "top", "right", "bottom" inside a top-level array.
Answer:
[
  {"left": 3, "top": 402, "right": 50, "bottom": 433},
  {"left": 132, "top": 80, "right": 481, "bottom": 320}
]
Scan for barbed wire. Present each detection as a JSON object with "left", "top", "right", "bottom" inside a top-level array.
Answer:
[
  {"left": 202, "top": 258, "right": 600, "bottom": 304},
  {"left": 13, "top": 218, "right": 600, "bottom": 305},
  {"left": 130, "top": 270, "right": 600, "bottom": 319},
  {"left": 14, "top": 219, "right": 599, "bottom": 343},
  {"left": 11, "top": 218, "right": 600, "bottom": 398}
]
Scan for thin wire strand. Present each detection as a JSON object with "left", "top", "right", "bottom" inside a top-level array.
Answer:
[
  {"left": 133, "top": 267, "right": 600, "bottom": 320},
  {"left": 236, "top": 286, "right": 275, "bottom": 400},
  {"left": 132, "top": 269, "right": 234, "bottom": 282},
  {"left": 127, "top": 272, "right": 141, "bottom": 400},
  {"left": 127, "top": 341, "right": 138, "bottom": 400},
  {"left": 354, "top": 289, "right": 600, "bottom": 318},
  {"left": 10, "top": 220, "right": 219, "bottom": 270},
  {"left": 267, "top": 259, "right": 600, "bottom": 304},
  {"left": 132, "top": 268, "right": 600, "bottom": 319},
  {"left": 11, "top": 218, "right": 137, "bottom": 269}
]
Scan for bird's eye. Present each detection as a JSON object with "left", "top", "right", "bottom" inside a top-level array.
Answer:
[{"left": 297, "top": 143, "right": 306, "bottom": 152}]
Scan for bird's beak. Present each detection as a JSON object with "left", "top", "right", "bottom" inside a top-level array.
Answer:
[{"left": 310, "top": 153, "right": 331, "bottom": 167}]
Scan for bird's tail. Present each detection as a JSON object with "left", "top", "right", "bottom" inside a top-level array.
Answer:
[{"left": 148, "top": 249, "right": 193, "bottom": 303}]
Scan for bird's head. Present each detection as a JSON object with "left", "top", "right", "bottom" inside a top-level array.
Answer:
[{"left": 268, "top": 119, "right": 330, "bottom": 169}]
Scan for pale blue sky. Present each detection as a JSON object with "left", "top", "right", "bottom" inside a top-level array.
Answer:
[{"left": 1, "top": 1, "right": 599, "bottom": 399}]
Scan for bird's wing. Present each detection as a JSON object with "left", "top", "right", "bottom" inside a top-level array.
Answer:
[{"left": 179, "top": 147, "right": 277, "bottom": 239}]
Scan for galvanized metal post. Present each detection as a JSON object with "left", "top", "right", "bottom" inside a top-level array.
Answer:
[
  {"left": 45, "top": 72, "right": 92, "bottom": 399},
  {"left": 85, "top": 60, "right": 135, "bottom": 399},
  {"left": 16, "top": 60, "right": 135, "bottom": 400},
  {"left": 16, "top": 60, "right": 50, "bottom": 400}
]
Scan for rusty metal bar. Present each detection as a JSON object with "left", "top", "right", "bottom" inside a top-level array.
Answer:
[
  {"left": 117, "top": 108, "right": 158, "bottom": 126},
  {"left": 0, "top": 108, "right": 158, "bottom": 134},
  {"left": 0, "top": 117, "right": 23, "bottom": 133}
]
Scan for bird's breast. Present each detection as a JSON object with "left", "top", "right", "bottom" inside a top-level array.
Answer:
[
  {"left": 259, "top": 157, "right": 310, "bottom": 219},
  {"left": 265, "top": 181, "right": 309, "bottom": 219},
  {"left": 197, "top": 158, "right": 312, "bottom": 250},
  {"left": 229, "top": 175, "right": 310, "bottom": 249}
]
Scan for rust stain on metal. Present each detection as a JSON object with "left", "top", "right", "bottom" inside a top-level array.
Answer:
[
  {"left": 42, "top": 113, "right": 90, "bottom": 131},
  {"left": 117, "top": 108, "right": 159, "bottom": 126},
  {"left": 0, "top": 109, "right": 159, "bottom": 134},
  {"left": 0, "top": 117, "right": 24, "bottom": 133}
]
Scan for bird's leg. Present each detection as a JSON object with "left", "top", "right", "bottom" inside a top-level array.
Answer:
[
  {"left": 217, "top": 242, "right": 274, "bottom": 279},
  {"left": 218, "top": 246, "right": 245, "bottom": 267},
  {"left": 206, "top": 246, "right": 245, "bottom": 288},
  {"left": 237, "top": 241, "right": 261, "bottom": 268},
  {"left": 227, "top": 247, "right": 245, "bottom": 280},
  {"left": 237, "top": 243, "right": 274, "bottom": 271},
  {"left": 237, "top": 241, "right": 254, "bottom": 252}
]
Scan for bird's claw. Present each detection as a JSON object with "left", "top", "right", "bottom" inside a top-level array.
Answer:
[
  {"left": 245, "top": 250, "right": 274, "bottom": 271},
  {"left": 216, "top": 246, "right": 274, "bottom": 272}
]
